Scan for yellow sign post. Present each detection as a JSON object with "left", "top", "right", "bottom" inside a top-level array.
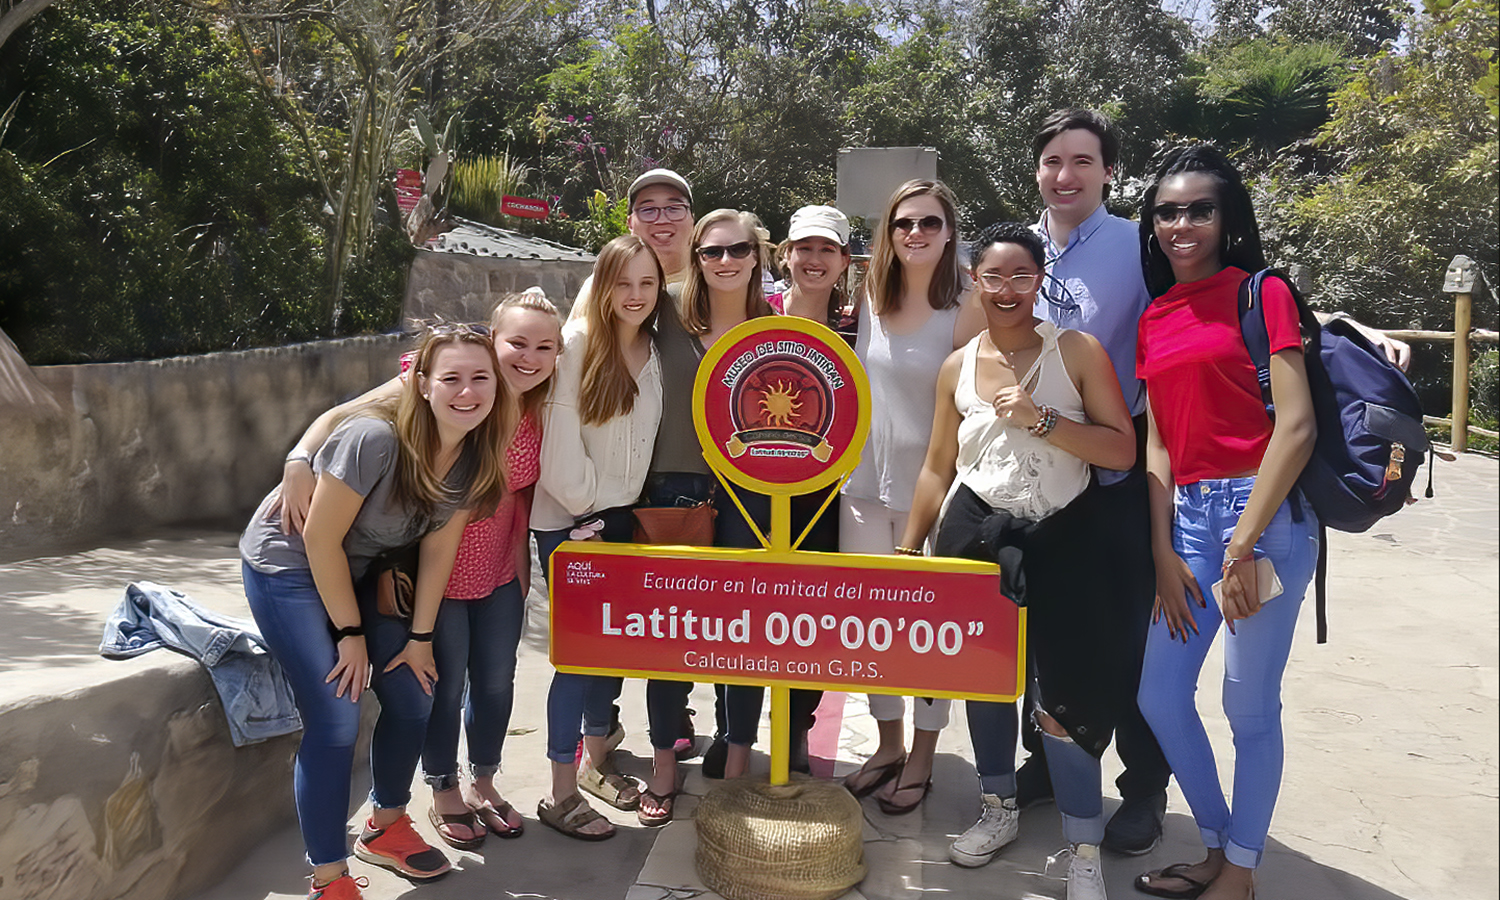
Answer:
[{"left": 549, "top": 317, "right": 1024, "bottom": 788}]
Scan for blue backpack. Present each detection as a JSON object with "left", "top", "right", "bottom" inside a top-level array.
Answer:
[{"left": 1238, "top": 269, "right": 1430, "bottom": 642}]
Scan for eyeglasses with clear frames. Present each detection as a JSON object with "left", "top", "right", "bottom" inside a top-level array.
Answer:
[
  {"left": 633, "top": 203, "right": 691, "bottom": 224},
  {"left": 977, "top": 272, "right": 1040, "bottom": 293}
]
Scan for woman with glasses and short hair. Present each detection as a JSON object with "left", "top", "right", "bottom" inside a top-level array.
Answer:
[
  {"left": 901, "top": 222, "right": 1136, "bottom": 899},
  {"left": 838, "top": 179, "right": 984, "bottom": 814}
]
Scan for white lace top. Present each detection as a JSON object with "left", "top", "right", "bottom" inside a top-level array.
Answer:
[{"left": 950, "top": 322, "right": 1090, "bottom": 521}]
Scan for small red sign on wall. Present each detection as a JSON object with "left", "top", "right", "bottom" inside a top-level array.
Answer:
[{"left": 501, "top": 195, "right": 550, "bottom": 219}]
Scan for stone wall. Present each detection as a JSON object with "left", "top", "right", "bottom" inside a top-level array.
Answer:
[
  {"left": 402, "top": 248, "right": 593, "bottom": 323},
  {"left": 0, "top": 655, "right": 376, "bottom": 900},
  {"left": 0, "top": 336, "right": 405, "bottom": 559}
]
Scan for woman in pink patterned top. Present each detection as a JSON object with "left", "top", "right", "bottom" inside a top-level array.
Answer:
[{"left": 279, "top": 292, "right": 563, "bottom": 850}]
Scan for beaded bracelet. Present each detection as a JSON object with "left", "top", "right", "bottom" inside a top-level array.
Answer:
[
  {"left": 1028, "top": 404, "right": 1059, "bottom": 439},
  {"left": 893, "top": 546, "right": 923, "bottom": 557}
]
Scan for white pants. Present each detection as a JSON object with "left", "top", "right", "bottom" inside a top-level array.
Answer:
[{"left": 840, "top": 495, "right": 952, "bottom": 733}]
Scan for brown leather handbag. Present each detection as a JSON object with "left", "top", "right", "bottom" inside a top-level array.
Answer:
[{"left": 632, "top": 494, "right": 717, "bottom": 546}]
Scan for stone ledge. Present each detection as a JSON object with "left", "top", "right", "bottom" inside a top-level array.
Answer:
[{"left": 0, "top": 652, "right": 372, "bottom": 900}]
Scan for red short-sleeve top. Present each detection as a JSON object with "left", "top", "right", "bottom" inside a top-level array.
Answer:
[
  {"left": 399, "top": 351, "right": 541, "bottom": 599},
  {"left": 1136, "top": 267, "right": 1303, "bottom": 485}
]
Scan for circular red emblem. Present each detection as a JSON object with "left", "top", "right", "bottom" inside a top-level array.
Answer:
[{"left": 694, "top": 318, "right": 869, "bottom": 494}]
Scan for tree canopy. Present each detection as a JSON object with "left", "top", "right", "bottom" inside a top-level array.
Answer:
[{"left": 0, "top": 0, "right": 1494, "bottom": 366}]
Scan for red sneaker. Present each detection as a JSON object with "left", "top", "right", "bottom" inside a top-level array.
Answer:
[
  {"left": 309, "top": 873, "right": 367, "bottom": 900},
  {"left": 352, "top": 815, "right": 451, "bottom": 880}
]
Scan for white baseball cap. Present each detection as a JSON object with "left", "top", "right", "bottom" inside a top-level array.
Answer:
[
  {"left": 787, "top": 205, "right": 850, "bottom": 246},
  {"left": 628, "top": 168, "right": 693, "bottom": 207}
]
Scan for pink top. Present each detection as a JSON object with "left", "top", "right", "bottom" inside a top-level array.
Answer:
[
  {"left": 1136, "top": 267, "right": 1302, "bottom": 485},
  {"left": 399, "top": 351, "right": 541, "bottom": 599}
]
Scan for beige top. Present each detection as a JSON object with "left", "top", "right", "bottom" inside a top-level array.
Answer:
[
  {"left": 532, "top": 323, "right": 663, "bottom": 531},
  {"left": 950, "top": 322, "right": 1090, "bottom": 521}
]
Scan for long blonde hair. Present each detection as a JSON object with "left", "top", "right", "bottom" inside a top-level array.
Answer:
[
  {"left": 391, "top": 327, "right": 511, "bottom": 519},
  {"left": 490, "top": 291, "right": 562, "bottom": 420},
  {"left": 579, "top": 235, "right": 665, "bottom": 426},
  {"left": 863, "top": 179, "right": 964, "bottom": 317},
  {"left": 679, "top": 209, "right": 774, "bottom": 335}
]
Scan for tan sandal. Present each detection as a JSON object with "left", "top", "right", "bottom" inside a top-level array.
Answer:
[
  {"left": 537, "top": 794, "right": 614, "bottom": 842},
  {"left": 578, "top": 764, "right": 643, "bottom": 811}
]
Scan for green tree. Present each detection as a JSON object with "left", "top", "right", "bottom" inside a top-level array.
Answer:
[
  {"left": 221, "top": 0, "right": 533, "bottom": 326},
  {"left": 0, "top": 0, "right": 337, "bottom": 363},
  {"left": 1263, "top": 0, "right": 1497, "bottom": 332}
]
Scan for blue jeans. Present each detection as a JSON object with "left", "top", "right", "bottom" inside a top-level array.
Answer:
[
  {"left": 535, "top": 527, "right": 625, "bottom": 764},
  {"left": 1137, "top": 478, "right": 1319, "bottom": 869},
  {"left": 965, "top": 699, "right": 1019, "bottom": 799},
  {"left": 421, "top": 579, "right": 525, "bottom": 789},
  {"left": 243, "top": 563, "right": 434, "bottom": 866}
]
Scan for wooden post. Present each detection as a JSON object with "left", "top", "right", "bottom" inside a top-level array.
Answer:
[{"left": 1443, "top": 255, "right": 1480, "bottom": 453}]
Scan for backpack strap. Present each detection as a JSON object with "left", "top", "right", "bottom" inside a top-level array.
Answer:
[
  {"left": 1236, "top": 271, "right": 1276, "bottom": 421},
  {"left": 1237, "top": 269, "right": 1329, "bottom": 640}
]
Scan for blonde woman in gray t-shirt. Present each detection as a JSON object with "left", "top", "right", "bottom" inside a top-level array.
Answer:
[{"left": 240, "top": 325, "right": 509, "bottom": 899}]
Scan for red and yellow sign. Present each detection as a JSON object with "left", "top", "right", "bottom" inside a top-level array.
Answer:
[
  {"left": 550, "top": 544, "right": 1023, "bottom": 702},
  {"left": 694, "top": 317, "right": 869, "bottom": 495}
]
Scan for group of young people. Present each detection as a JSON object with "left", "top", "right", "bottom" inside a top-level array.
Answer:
[{"left": 239, "top": 108, "right": 1406, "bottom": 900}]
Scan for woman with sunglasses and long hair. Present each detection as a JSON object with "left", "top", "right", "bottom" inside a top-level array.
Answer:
[
  {"left": 241, "top": 324, "right": 510, "bottom": 899},
  {"left": 278, "top": 293, "right": 563, "bottom": 850},
  {"left": 839, "top": 179, "right": 983, "bottom": 814},
  {"left": 647, "top": 208, "right": 777, "bottom": 789},
  {"left": 532, "top": 234, "right": 668, "bottom": 840},
  {"left": 899, "top": 222, "right": 1135, "bottom": 898},
  {"left": 1133, "top": 145, "right": 1319, "bottom": 900}
]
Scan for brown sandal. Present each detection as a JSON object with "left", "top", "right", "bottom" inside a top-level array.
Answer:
[
  {"left": 637, "top": 788, "right": 677, "bottom": 827},
  {"left": 842, "top": 755, "right": 906, "bottom": 799},
  {"left": 471, "top": 799, "right": 524, "bottom": 838},
  {"left": 428, "top": 803, "right": 486, "bottom": 850},
  {"left": 537, "top": 794, "right": 615, "bottom": 841}
]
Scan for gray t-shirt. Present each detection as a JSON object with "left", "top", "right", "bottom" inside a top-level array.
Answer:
[{"left": 240, "top": 416, "right": 473, "bottom": 581}]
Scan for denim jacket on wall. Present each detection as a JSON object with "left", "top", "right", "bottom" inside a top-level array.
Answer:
[{"left": 99, "top": 582, "right": 302, "bottom": 746}]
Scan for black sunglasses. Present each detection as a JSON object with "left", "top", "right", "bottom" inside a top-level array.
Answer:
[
  {"left": 1151, "top": 201, "right": 1217, "bottom": 227},
  {"left": 697, "top": 241, "right": 756, "bottom": 261},
  {"left": 890, "top": 215, "right": 946, "bottom": 234}
]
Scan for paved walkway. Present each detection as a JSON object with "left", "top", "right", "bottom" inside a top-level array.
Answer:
[{"left": 4, "top": 454, "right": 1494, "bottom": 900}]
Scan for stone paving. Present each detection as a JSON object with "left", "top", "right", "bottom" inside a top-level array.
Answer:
[{"left": 2, "top": 454, "right": 1494, "bottom": 900}]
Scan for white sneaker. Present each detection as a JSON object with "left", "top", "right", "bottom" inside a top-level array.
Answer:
[
  {"left": 948, "top": 794, "right": 1020, "bottom": 867},
  {"left": 1064, "top": 843, "right": 1107, "bottom": 900}
]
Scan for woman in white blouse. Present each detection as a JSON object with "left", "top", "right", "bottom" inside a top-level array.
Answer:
[{"left": 532, "top": 234, "right": 666, "bottom": 840}]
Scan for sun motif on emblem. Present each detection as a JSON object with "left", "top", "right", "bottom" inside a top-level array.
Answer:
[{"left": 758, "top": 380, "right": 803, "bottom": 427}]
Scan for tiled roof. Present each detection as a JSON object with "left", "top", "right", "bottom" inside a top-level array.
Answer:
[{"left": 424, "top": 218, "right": 594, "bottom": 262}]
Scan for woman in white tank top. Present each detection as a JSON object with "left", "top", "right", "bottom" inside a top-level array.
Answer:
[
  {"left": 839, "top": 180, "right": 985, "bottom": 813},
  {"left": 898, "top": 223, "right": 1135, "bottom": 891}
]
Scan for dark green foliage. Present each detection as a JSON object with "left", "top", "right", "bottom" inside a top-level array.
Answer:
[{"left": 0, "top": 0, "right": 408, "bottom": 363}]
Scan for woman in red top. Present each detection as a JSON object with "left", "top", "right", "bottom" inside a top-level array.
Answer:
[{"left": 1133, "top": 146, "right": 1320, "bottom": 900}]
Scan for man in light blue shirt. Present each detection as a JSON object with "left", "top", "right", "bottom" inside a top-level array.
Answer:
[{"left": 1027, "top": 108, "right": 1170, "bottom": 856}]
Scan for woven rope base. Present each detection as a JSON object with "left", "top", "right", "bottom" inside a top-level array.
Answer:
[{"left": 695, "top": 776, "right": 866, "bottom": 900}]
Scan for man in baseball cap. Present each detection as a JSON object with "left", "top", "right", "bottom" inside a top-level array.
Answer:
[{"left": 569, "top": 167, "right": 695, "bottom": 322}]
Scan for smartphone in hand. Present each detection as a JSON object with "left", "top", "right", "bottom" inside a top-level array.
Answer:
[{"left": 1211, "top": 556, "right": 1284, "bottom": 605}]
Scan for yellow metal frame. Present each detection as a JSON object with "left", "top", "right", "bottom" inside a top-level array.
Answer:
[{"left": 551, "top": 319, "right": 1023, "bottom": 785}]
